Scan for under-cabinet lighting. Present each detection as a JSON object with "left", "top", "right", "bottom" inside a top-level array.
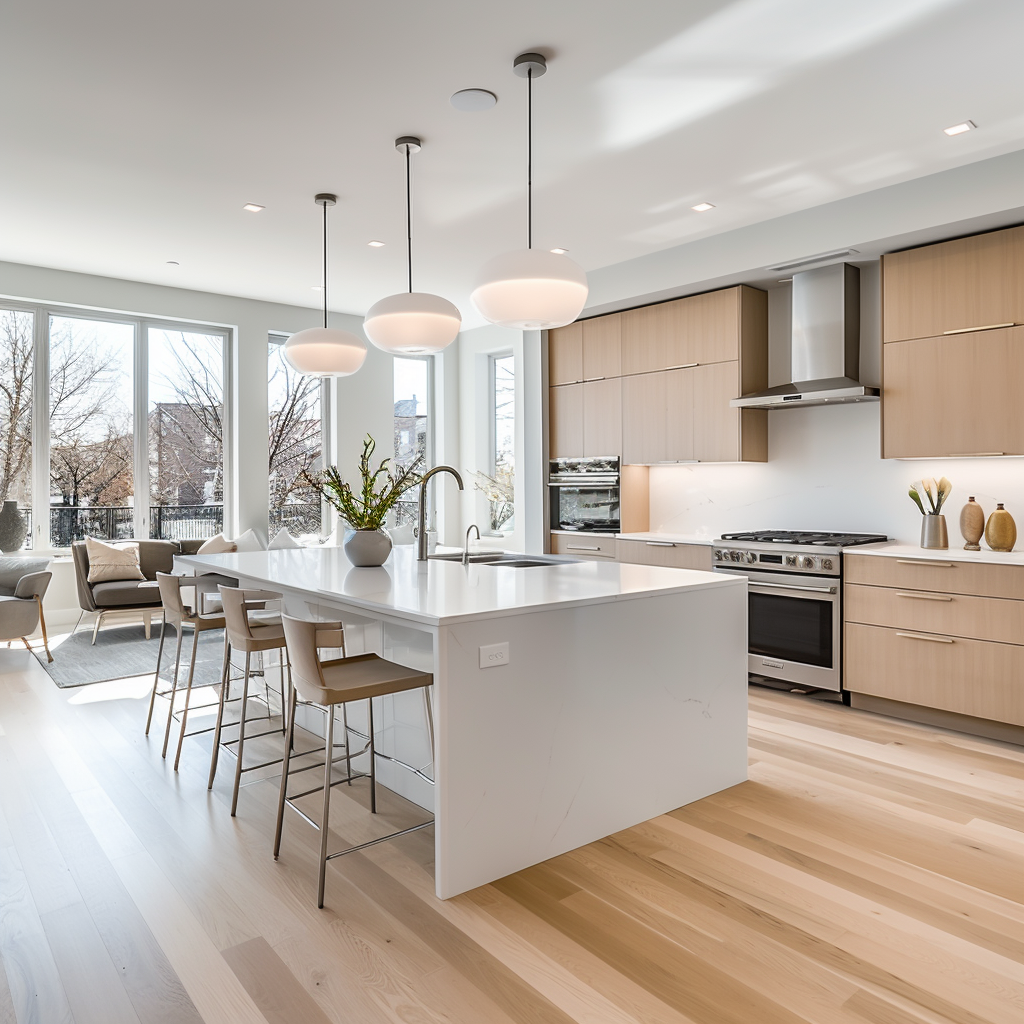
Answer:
[
  {"left": 243, "top": 203, "right": 265, "bottom": 213},
  {"left": 943, "top": 121, "right": 975, "bottom": 136},
  {"left": 691, "top": 202, "right": 715, "bottom": 212}
]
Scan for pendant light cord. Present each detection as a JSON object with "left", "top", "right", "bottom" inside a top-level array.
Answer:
[
  {"left": 406, "top": 145, "right": 413, "bottom": 293},
  {"left": 527, "top": 67, "right": 533, "bottom": 250},
  {"left": 321, "top": 199, "right": 328, "bottom": 329}
]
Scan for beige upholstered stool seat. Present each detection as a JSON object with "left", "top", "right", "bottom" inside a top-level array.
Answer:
[{"left": 298, "top": 653, "right": 431, "bottom": 706}]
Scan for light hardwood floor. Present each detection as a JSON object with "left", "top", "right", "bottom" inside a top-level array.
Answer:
[{"left": 0, "top": 650, "right": 1021, "bottom": 1024}]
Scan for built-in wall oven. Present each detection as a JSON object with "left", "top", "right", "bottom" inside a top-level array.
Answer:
[
  {"left": 549, "top": 457, "right": 620, "bottom": 534},
  {"left": 712, "top": 531, "right": 886, "bottom": 693}
]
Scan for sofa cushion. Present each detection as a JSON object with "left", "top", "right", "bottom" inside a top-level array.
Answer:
[
  {"left": 91, "top": 579, "right": 164, "bottom": 608},
  {"left": 198, "top": 533, "right": 236, "bottom": 554},
  {"left": 85, "top": 537, "right": 145, "bottom": 584},
  {"left": 269, "top": 529, "right": 302, "bottom": 550},
  {"left": 233, "top": 529, "right": 264, "bottom": 553}
]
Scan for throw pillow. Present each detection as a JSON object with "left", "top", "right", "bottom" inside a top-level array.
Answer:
[
  {"left": 0, "top": 555, "right": 50, "bottom": 592},
  {"left": 198, "top": 533, "right": 237, "bottom": 554},
  {"left": 268, "top": 529, "right": 302, "bottom": 550},
  {"left": 85, "top": 537, "right": 145, "bottom": 584},
  {"left": 233, "top": 529, "right": 264, "bottom": 553}
]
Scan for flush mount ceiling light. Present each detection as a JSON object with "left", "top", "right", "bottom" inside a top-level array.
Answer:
[
  {"left": 367, "top": 239, "right": 386, "bottom": 247},
  {"left": 450, "top": 88, "right": 498, "bottom": 112},
  {"left": 472, "top": 52, "right": 588, "bottom": 331},
  {"left": 363, "top": 138, "right": 462, "bottom": 355},
  {"left": 283, "top": 194, "right": 367, "bottom": 377},
  {"left": 943, "top": 120, "right": 976, "bottom": 136},
  {"left": 242, "top": 203, "right": 265, "bottom": 212},
  {"left": 691, "top": 202, "right": 715, "bottom": 212}
]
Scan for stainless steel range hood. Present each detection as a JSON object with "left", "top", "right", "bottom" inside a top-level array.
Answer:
[{"left": 731, "top": 262, "right": 880, "bottom": 409}]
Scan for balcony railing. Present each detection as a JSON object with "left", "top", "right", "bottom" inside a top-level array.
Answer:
[
  {"left": 45, "top": 504, "right": 224, "bottom": 547},
  {"left": 269, "top": 501, "right": 321, "bottom": 537}
]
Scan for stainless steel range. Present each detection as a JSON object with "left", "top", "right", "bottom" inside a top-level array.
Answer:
[{"left": 712, "top": 531, "right": 887, "bottom": 693}]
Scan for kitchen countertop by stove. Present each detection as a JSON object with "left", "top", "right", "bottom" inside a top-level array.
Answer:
[{"left": 849, "top": 541, "right": 1024, "bottom": 566}]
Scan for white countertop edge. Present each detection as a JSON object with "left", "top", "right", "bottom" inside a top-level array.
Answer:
[
  {"left": 848, "top": 541, "right": 1024, "bottom": 566},
  {"left": 176, "top": 552, "right": 743, "bottom": 628}
]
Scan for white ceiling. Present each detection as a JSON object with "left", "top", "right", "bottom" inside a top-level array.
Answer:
[{"left": 3, "top": 0, "right": 1024, "bottom": 328}]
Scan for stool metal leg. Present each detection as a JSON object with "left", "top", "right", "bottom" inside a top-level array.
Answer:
[
  {"left": 368, "top": 697, "right": 376, "bottom": 814},
  {"left": 230, "top": 652, "right": 251, "bottom": 817},
  {"left": 162, "top": 627, "right": 185, "bottom": 758},
  {"left": 208, "top": 635, "right": 232, "bottom": 789},
  {"left": 173, "top": 625, "right": 202, "bottom": 770},
  {"left": 274, "top": 684, "right": 299, "bottom": 859},
  {"left": 317, "top": 706, "right": 335, "bottom": 909},
  {"left": 145, "top": 612, "right": 168, "bottom": 736}
]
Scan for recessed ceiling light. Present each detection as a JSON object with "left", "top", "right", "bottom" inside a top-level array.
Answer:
[
  {"left": 943, "top": 120, "right": 976, "bottom": 136},
  {"left": 691, "top": 202, "right": 715, "bottom": 212},
  {"left": 368, "top": 240, "right": 386, "bottom": 247},
  {"left": 450, "top": 88, "right": 498, "bottom": 112},
  {"left": 550, "top": 247, "right": 569, "bottom": 255},
  {"left": 166, "top": 260, "right": 179, "bottom": 266},
  {"left": 311, "top": 285, "right": 322, "bottom": 291},
  {"left": 243, "top": 203, "right": 265, "bottom": 213}
]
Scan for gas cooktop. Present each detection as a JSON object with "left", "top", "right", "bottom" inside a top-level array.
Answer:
[{"left": 719, "top": 531, "right": 888, "bottom": 547}]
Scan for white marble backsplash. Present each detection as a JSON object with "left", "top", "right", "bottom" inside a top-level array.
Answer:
[{"left": 649, "top": 401, "right": 1024, "bottom": 546}]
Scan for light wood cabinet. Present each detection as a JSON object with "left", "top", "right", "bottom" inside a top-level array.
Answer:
[
  {"left": 549, "top": 384, "right": 582, "bottom": 458},
  {"left": 882, "top": 326, "right": 1024, "bottom": 458},
  {"left": 549, "top": 322, "right": 583, "bottom": 385},
  {"left": 550, "top": 534, "right": 617, "bottom": 559},
  {"left": 844, "top": 552, "right": 1024, "bottom": 729},
  {"left": 621, "top": 371, "right": 668, "bottom": 464},
  {"left": 582, "top": 315, "right": 621, "bottom": 380},
  {"left": 882, "top": 224, "right": 1024, "bottom": 344},
  {"left": 582, "top": 378, "right": 621, "bottom": 458},
  {"left": 616, "top": 539, "right": 711, "bottom": 570}
]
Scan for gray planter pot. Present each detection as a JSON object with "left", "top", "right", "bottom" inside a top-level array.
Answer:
[
  {"left": 920, "top": 513, "right": 949, "bottom": 550},
  {"left": 0, "top": 501, "right": 26, "bottom": 552},
  {"left": 343, "top": 528, "right": 393, "bottom": 567}
]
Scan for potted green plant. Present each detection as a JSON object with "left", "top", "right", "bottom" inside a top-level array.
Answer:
[
  {"left": 308, "top": 435, "right": 422, "bottom": 566},
  {"left": 909, "top": 476, "right": 952, "bottom": 549}
]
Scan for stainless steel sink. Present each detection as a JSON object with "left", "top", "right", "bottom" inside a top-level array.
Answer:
[
  {"left": 487, "top": 558, "right": 562, "bottom": 568},
  {"left": 428, "top": 552, "right": 576, "bottom": 567},
  {"left": 428, "top": 551, "right": 505, "bottom": 563}
]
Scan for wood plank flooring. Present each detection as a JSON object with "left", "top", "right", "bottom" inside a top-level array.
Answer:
[{"left": 0, "top": 649, "right": 1021, "bottom": 1024}]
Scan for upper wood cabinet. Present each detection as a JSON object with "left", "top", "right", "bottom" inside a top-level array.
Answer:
[
  {"left": 882, "top": 225, "right": 1024, "bottom": 343},
  {"left": 882, "top": 325, "right": 1024, "bottom": 458},
  {"left": 549, "top": 322, "right": 583, "bottom": 385},
  {"left": 582, "top": 378, "right": 622, "bottom": 457},
  {"left": 549, "top": 383, "right": 583, "bottom": 457},
  {"left": 582, "top": 315, "right": 621, "bottom": 380}
]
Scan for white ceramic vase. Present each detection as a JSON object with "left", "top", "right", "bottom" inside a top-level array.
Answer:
[{"left": 343, "top": 528, "right": 393, "bottom": 567}]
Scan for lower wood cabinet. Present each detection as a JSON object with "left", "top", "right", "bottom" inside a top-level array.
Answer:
[
  {"left": 882, "top": 325, "right": 1024, "bottom": 458},
  {"left": 616, "top": 539, "right": 711, "bottom": 570}
]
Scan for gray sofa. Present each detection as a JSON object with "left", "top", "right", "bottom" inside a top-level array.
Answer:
[{"left": 72, "top": 539, "right": 234, "bottom": 642}]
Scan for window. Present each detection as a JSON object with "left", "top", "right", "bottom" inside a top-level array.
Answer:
[
  {"left": 268, "top": 337, "right": 323, "bottom": 542},
  {"left": 393, "top": 356, "right": 430, "bottom": 526},
  {"left": 489, "top": 353, "right": 515, "bottom": 533},
  {"left": 0, "top": 308, "right": 34, "bottom": 549},
  {"left": 48, "top": 315, "right": 135, "bottom": 546},
  {"left": 149, "top": 329, "right": 225, "bottom": 540}
]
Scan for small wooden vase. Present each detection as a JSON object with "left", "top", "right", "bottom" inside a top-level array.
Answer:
[
  {"left": 959, "top": 497, "right": 985, "bottom": 551},
  {"left": 985, "top": 504, "right": 1017, "bottom": 552}
]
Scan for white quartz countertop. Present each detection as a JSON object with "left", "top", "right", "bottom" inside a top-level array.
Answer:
[
  {"left": 849, "top": 541, "right": 1024, "bottom": 566},
  {"left": 177, "top": 545, "right": 740, "bottom": 627},
  {"left": 615, "top": 532, "right": 714, "bottom": 546}
]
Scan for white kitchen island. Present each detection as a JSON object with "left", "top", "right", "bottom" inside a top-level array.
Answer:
[{"left": 177, "top": 546, "right": 748, "bottom": 898}]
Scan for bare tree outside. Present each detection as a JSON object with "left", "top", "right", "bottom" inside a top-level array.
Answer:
[
  {"left": 0, "top": 309, "right": 34, "bottom": 517},
  {"left": 269, "top": 340, "right": 322, "bottom": 540}
]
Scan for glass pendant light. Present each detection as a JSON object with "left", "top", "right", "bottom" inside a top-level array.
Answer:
[
  {"left": 284, "top": 194, "right": 368, "bottom": 376},
  {"left": 472, "top": 53, "right": 588, "bottom": 330},
  {"left": 363, "top": 137, "right": 462, "bottom": 354}
]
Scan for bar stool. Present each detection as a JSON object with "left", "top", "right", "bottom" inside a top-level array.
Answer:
[
  {"left": 276, "top": 613, "right": 435, "bottom": 908},
  {"left": 145, "top": 572, "right": 227, "bottom": 770},
  {"left": 209, "top": 585, "right": 293, "bottom": 816}
]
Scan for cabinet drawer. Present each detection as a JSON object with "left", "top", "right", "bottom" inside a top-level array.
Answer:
[
  {"left": 617, "top": 539, "right": 711, "bottom": 570},
  {"left": 844, "top": 553, "right": 1024, "bottom": 601},
  {"left": 551, "top": 534, "right": 617, "bottom": 559},
  {"left": 845, "top": 583, "right": 1024, "bottom": 645},
  {"left": 845, "top": 622, "right": 1024, "bottom": 726}
]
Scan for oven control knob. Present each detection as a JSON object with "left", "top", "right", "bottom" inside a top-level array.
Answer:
[
  {"left": 797, "top": 555, "right": 816, "bottom": 569},
  {"left": 784, "top": 555, "right": 797, "bottom": 566},
  {"left": 731, "top": 550, "right": 742, "bottom": 562},
  {"left": 821, "top": 557, "right": 833, "bottom": 571},
  {"left": 713, "top": 549, "right": 723, "bottom": 560},
  {"left": 744, "top": 551, "right": 757, "bottom": 563}
]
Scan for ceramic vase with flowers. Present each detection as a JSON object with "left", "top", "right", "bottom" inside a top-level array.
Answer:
[
  {"left": 308, "top": 434, "right": 422, "bottom": 567},
  {"left": 909, "top": 477, "right": 952, "bottom": 549}
]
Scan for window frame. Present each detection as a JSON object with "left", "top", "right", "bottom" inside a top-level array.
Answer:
[{"left": 392, "top": 354, "right": 434, "bottom": 527}]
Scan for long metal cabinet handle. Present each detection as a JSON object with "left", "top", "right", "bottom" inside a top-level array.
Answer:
[
  {"left": 942, "top": 322, "right": 1017, "bottom": 335},
  {"left": 896, "top": 591, "right": 953, "bottom": 601},
  {"left": 748, "top": 582, "right": 836, "bottom": 595},
  {"left": 645, "top": 541, "right": 675, "bottom": 547},
  {"left": 567, "top": 544, "right": 603, "bottom": 551},
  {"left": 896, "top": 559, "right": 954, "bottom": 567},
  {"left": 896, "top": 631, "right": 954, "bottom": 643}
]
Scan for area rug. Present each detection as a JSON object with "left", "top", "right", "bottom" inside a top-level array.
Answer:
[{"left": 40, "top": 622, "right": 227, "bottom": 689}]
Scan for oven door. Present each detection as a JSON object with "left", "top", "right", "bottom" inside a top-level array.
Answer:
[
  {"left": 716, "top": 565, "right": 841, "bottom": 691},
  {"left": 549, "top": 483, "right": 620, "bottom": 533}
]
